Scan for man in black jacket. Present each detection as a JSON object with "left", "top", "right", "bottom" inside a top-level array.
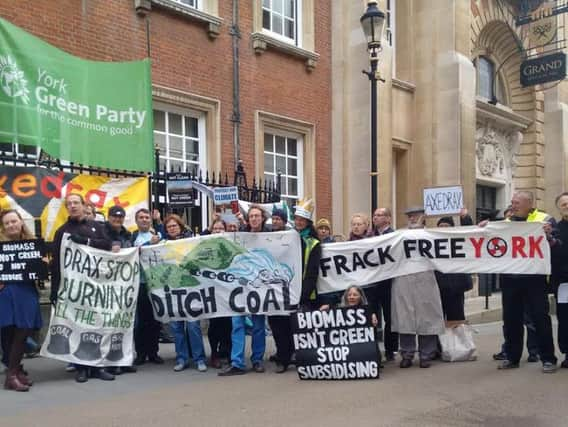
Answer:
[
  {"left": 552, "top": 192, "right": 568, "bottom": 368},
  {"left": 50, "top": 193, "right": 114, "bottom": 383}
]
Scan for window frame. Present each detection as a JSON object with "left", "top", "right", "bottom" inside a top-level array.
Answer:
[
  {"left": 263, "top": 127, "right": 304, "bottom": 205},
  {"left": 261, "top": 0, "right": 303, "bottom": 47},
  {"left": 169, "top": 0, "right": 199, "bottom": 10}
]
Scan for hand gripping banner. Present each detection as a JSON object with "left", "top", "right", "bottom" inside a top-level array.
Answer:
[{"left": 317, "top": 222, "right": 551, "bottom": 294}]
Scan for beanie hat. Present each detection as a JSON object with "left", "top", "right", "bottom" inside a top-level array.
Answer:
[
  {"left": 437, "top": 216, "right": 455, "bottom": 227},
  {"left": 272, "top": 206, "right": 288, "bottom": 222},
  {"left": 316, "top": 218, "right": 331, "bottom": 230}
]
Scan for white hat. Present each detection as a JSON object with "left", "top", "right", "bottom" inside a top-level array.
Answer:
[{"left": 294, "top": 198, "right": 314, "bottom": 221}]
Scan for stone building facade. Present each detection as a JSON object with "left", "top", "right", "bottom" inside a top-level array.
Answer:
[
  {"left": 0, "top": 0, "right": 332, "bottom": 227},
  {"left": 332, "top": 0, "right": 568, "bottom": 233}
]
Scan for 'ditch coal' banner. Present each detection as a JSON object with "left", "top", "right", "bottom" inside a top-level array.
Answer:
[
  {"left": 40, "top": 237, "right": 140, "bottom": 367},
  {"left": 139, "top": 230, "right": 303, "bottom": 321},
  {"left": 0, "top": 166, "right": 148, "bottom": 241},
  {"left": 292, "top": 307, "right": 379, "bottom": 380},
  {"left": 317, "top": 222, "right": 551, "bottom": 294}
]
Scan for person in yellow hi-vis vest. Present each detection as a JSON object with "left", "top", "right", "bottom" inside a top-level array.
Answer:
[{"left": 493, "top": 191, "right": 559, "bottom": 373}]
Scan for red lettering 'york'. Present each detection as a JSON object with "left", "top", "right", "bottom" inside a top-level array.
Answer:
[
  {"left": 512, "top": 236, "right": 527, "bottom": 258},
  {"left": 529, "top": 236, "right": 544, "bottom": 258},
  {"left": 469, "top": 237, "right": 484, "bottom": 258}
]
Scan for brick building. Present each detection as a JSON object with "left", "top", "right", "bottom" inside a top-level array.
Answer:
[{"left": 0, "top": 0, "right": 332, "bottom": 228}]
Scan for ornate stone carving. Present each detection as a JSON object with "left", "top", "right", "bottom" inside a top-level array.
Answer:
[{"left": 475, "top": 123, "right": 522, "bottom": 180}]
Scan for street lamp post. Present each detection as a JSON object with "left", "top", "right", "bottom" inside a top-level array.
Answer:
[{"left": 360, "top": 0, "right": 385, "bottom": 213}]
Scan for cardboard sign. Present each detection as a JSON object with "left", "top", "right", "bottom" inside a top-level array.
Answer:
[
  {"left": 423, "top": 185, "right": 463, "bottom": 216},
  {"left": 291, "top": 307, "right": 379, "bottom": 380},
  {"left": 0, "top": 239, "right": 47, "bottom": 282}
]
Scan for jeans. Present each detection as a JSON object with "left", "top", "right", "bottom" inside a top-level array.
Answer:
[
  {"left": 170, "top": 321, "right": 206, "bottom": 365},
  {"left": 230, "top": 315, "right": 266, "bottom": 370}
]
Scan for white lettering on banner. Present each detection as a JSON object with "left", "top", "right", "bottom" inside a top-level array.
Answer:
[
  {"left": 317, "top": 222, "right": 550, "bottom": 294},
  {"left": 139, "top": 230, "right": 303, "bottom": 321}
]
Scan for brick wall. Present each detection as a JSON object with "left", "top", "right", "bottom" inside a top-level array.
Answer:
[{"left": 0, "top": 0, "right": 332, "bottom": 218}]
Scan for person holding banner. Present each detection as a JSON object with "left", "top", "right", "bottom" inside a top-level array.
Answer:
[
  {"left": 493, "top": 191, "right": 558, "bottom": 373},
  {"left": 220, "top": 205, "right": 269, "bottom": 376},
  {"left": 132, "top": 208, "right": 165, "bottom": 366},
  {"left": 205, "top": 218, "right": 232, "bottom": 369},
  {"left": 163, "top": 214, "right": 207, "bottom": 373},
  {"left": 0, "top": 210, "right": 43, "bottom": 392},
  {"left": 392, "top": 207, "right": 445, "bottom": 369},
  {"left": 50, "top": 193, "right": 115, "bottom": 383},
  {"left": 552, "top": 192, "right": 568, "bottom": 368}
]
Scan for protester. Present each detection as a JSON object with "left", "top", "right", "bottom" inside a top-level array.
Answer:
[
  {"left": 435, "top": 216, "right": 473, "bottom": 322},
  {"left": 340, "top": 285, "right": 378, "bottom": 327},
  {"left": 348, "top": 213, "right": 370, "bottom": 240},
  {"left": 205, "top": 218, "right": 232, "bottom": 369},
  {"left": 50, "top": 193, "right": 115, "bottom": 383},
  {"left": 391, "top": 207, "right": 445, "bottom": 369},
  {"left": 102, "top": 206, "right": 138, "bottom": 375},
  {"left": 487, "top": 191, "right": 558, "bottom": 373},
  {"left": 132, "top": 208, "right": 165, "bottom": 366},
  {"left": 0, "top": 210, "right": 43, "bottom": 392},
  {"left": 164, "top": 214, "right": 207, "bottom": 372},
  {"left": 220, "top": 205, "right": 269, "bottom": 376},
  {"left": 267, "top": 207, "right": 294, "bottom": 373},
  {"left": 551, "top": 192, "right": 568, "bottom": 368},
  {"left": 369, "top": 207, "right": 398, "bottom": 361},
  {"left": 315, "top": 218, "right": 335, "bottom": 243}
]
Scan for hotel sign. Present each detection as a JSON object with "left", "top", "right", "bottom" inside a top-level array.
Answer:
[{"left": 520, "top": 52, "right": 566, "bottom": 87}]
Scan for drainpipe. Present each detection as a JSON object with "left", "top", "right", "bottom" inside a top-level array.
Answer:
[{"left": 230, "top": 0, "right": 241, "bottom": 168}]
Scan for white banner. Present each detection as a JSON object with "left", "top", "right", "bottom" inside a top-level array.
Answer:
[
  {"left": 139, "top": 230, "right": 303, "bottom": 321},
  {"left": 317, "top": 222, "right": 551, "bottom": 294},
  {"left": 41, "top": 237, "right": 140, "bottom": 366}
]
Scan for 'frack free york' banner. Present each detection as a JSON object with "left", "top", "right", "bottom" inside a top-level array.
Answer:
[
  {"left": 0, "top": 166, "right": 149, "bottom": 241},
  {"left": 0, "top": 17, "right": 154, "bottom": 171},
  {"left": 317, "top": 222, "right": 551, "bottom": 294},
  {"left": 41, "top": 237, "right": 140, "bottom": 367},
  {"left": 139, "top": 230, "right": 303, "bottom": 321}
]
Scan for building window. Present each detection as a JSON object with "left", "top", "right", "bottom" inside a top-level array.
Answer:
[
  {"left": 153, "top": 109, "right": 206, "bottom": 176},
  {"left": 263, "top": 131, "right": 303, "bottom": 205},
  {"left": 262, "top": 0, "right": 300, "bottom": 45},
  {"left": 386, "top": 0, "right": 395, "bottom": 48},
  {"left": 476, "top": 56, "right": 508, "bottom": 105},
  {"left": 171, "top": 0, "right": 198, "bottom": 9},
  {"left": 0, "top": 142, "right": 40, "bottom": 158}
]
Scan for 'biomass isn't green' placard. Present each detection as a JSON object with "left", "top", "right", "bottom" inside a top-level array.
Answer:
[{"left": 0, "top": 17, "right": 154, "bottom": 172}]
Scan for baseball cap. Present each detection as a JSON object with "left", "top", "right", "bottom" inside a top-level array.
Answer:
[{"left": 108, "top": 206, "right": 126, "bottom": 217}]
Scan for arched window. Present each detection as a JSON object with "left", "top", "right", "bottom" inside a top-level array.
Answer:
[{"left": 475, "top": 56, "right": 508, "bottom": 105}]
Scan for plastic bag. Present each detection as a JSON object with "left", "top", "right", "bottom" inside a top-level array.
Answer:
[{"left": 439, "top": 324, "right": 477, "bottom": 362}]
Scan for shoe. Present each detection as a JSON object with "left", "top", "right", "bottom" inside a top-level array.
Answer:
[
  {"left": 527, "top": 354, "right": 539, "bottom": 363},
  {"left": 197, "top": 361, "right": 207, "bottom": 372},
  {"left": 218, "top": 366, "right": 246, "bottom": 376},
  {"left": 108, "top": 367, "right": 122, "bottom": 375},
  {"left": 561, "top": 357, "right": 568, "bottom": 369},
  {"left": 65, "top": 363, "right": 77, "bottom": 372},
  {"left": 93, "top": 368, "right": 115, "bottom": 381},
  {"left": 385, "top": 352, "right": 395, "bottom": 362},
  {"left": 542, "top": 362, "right": 557, "bottom": 373},
  {"left": 268, "top": 354, "right": 279, "bottom": 363},
  {"left": 210, "top": 357, "right": 222, "bottom": 369},
  {"left": 148, "top": 355, "right": 164, "bottom": 365},
  {"left": 75, "top": 369, "right": 88, "bottom": 383},
  {"left": 121, "top": 366, "right": 137, "bottom": 374},
  {"left": 419, "top": 360, "right": 431, "bottom": 368},
  {"left": 493, "top": 351, "right": 507, "bottom": 361},
  {"left": 16, "top": 366, "right": 32, "bottom": 387},
  {"left": 173, "top": 362, "right": 188, "bottom": 372},
  {"left": 252, "top": 362, "right": 265, "bottom": 373},
  {"left": 399, "top": 358, "right": 413, "bottom": 368},
  {"left": 4, "top": 370, "right": 29, "bottom": 392},
  {"left": 497, "top": 360, "right": 519, "bottom": 370},
  {"left": 275, "top": 364, "right": 288, "bottom": 374},
  {"left": 134, "top": 355, "right": 146, "bottom": 366}
]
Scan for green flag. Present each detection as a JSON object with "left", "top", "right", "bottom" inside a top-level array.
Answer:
[{"left": 0, "top": 18, "right": 154, "bottom": 172}]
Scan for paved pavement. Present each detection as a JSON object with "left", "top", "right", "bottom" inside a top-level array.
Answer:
[{"left": 1, "top": 320, "right": 567, "bottom": 427}]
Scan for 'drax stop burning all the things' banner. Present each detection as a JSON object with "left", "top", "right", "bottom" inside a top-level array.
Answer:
[
  {"left": 41, "top": 237, "right": 140, "bottom": 367},
  {"left": 139, "top": 230, "right": 303, "bottom": 321},
  {"left": 317, "top": 222, "right": 551, "bottom": 294}
]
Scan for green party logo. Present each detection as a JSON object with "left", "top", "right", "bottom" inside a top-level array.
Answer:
[{"left": 0, "top": 55, "right": 30, "bottom": 104}]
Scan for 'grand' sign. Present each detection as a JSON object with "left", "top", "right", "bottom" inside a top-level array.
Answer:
[{"left": 520, "top": 52, "right": 566, "bottom": 87}]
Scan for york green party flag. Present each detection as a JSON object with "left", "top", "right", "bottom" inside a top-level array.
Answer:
[{"left": 0, "top": 17, "right": 154, "bottom": 172}]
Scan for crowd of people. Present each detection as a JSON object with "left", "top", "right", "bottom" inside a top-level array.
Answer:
[{"left": 0, "top": 189, "right": 567, "bottom": 391}]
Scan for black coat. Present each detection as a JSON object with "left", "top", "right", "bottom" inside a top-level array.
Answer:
[{"left": 435, "top": 271, "right": 473, "bottom": 294}]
